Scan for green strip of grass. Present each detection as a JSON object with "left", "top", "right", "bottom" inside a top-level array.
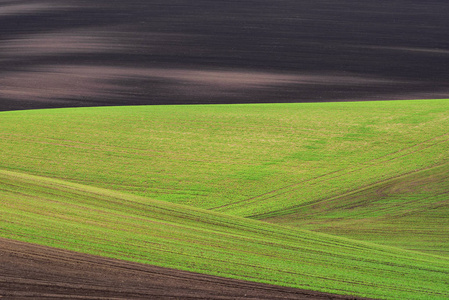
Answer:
[{"left": 1, "top": 169, "right": 449, "bottom": 300}]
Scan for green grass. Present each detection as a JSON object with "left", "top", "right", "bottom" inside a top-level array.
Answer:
[
  {"left": 1, "top": 99, "right": 449, "bottom": 298},
  {"left": 1, "top": 169, "right": 449, "bottom": 300},
  {"left": 263, "top": 162, "right": 449, "bottom": 256},
  {"left": 1, "top": 101, "right": 448, "bottom": 213}
]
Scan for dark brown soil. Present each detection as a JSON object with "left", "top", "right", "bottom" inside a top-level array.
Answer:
[
  {"left": 0, "top": 238, "right": 369, "bottom": 299},
  {"left": 1, "top": 0, "right": 448, "bottom": 111}
]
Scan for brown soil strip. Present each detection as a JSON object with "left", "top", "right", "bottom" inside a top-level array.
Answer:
[
  {"left": 1, "top": 0, "right": 449, "bottom": 111},
  {"left": 0, "top": 237, "right": 369, "bottom": 299}
]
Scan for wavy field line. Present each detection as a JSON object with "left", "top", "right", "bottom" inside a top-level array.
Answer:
[
  {"left": 213, "top": 132, "right": 449, "bottom": 216},
  {"left": 1, "top": 168, "right": 449, "bottom": 299}
]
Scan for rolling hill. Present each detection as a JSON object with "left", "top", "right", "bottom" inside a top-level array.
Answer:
[
  {"left": 1, "top": 169, "right": 448, "bottom": 299},
  {"left": 1, "top": 99, "right": 449, "bottom": 299}
]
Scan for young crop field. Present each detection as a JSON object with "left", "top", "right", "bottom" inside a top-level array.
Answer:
[
  {"left": 1, "top": 169, "right": 449, "bottom": 299},
  {"left": 264, "top": 162, "right": 449, "bottom": 256},
  {"left": 1, "top": 99, "right": 449, "bottom": 299}
]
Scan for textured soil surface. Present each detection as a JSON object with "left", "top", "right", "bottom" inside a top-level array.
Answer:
[
  {"left": 0, "top": 1, "right": 444, "bottom": 298},
  {"left": 0, "top": 238, "right": 370, "bottom": 299},
  {"left": 1, "top": 0, "right": 449, "bottom": 111}
]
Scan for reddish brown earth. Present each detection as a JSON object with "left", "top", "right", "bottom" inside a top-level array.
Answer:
[{"left": 0, "top": 238, "right": 369, "bottom": 300}]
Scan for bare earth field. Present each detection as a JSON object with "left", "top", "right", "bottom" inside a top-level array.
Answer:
[
  {"left": 0, "top": 238, "right": 366, "bottom": 300},
  {"left": 1, "top": 0, "right": 449, "bottom": 111}
]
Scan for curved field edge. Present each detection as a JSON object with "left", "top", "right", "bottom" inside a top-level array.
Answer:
[
  {"left": 1, "top": 170, "right": 449, "bottom": 300},
  {"left": 1, "top": 238, "right": 354, "bottom": 300},
  {"left": 1, "top": 100, "right": 449, "bottom": 256},
  {"left": 262, "top": 162, "right": 449, "bottom": 256},
  {"left": 1, "top": 100, "right": 448, "bottom": 217}
]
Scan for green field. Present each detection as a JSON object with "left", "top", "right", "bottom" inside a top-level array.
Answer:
[{"left": 1, "top": 99, "right": 449, "bottom": 299}]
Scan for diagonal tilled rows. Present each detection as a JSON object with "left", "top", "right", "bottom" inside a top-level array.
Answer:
[{"left": 0, "top": 238, "right": 370, "bottom": 300}]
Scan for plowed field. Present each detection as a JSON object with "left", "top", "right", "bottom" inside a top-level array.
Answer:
[
  {"left": 1, "top": 0, "right": 449, "bottom": 111},
  {"left": 0, "top": 238, "right": 365, "bottom": 299}
]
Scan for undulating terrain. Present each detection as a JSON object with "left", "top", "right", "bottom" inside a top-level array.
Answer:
[
  {"left": 1, "top": 0, "right": 449, "bottom": 299},
  {"left": 1, "top": 100, "right": 448, "bottom": 299}
]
